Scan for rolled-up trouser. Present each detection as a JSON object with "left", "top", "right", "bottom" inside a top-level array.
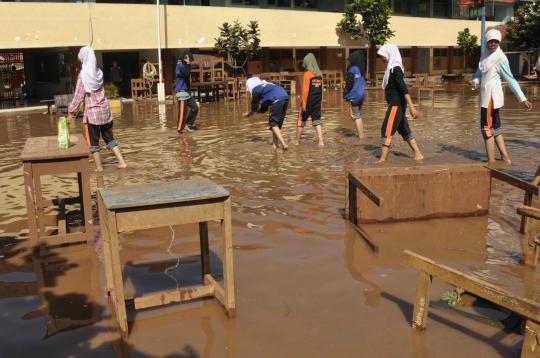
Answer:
[
  {"left": 480, "top": 98, "right": 502, "bottom": 140},
  {"left": 177, "top": 94, "right": 199, "bottom": 131},
  {"left": 85, "top": 121, "right": 118, "bottom": 153},
  {"left": 380, "top": 105, "right": 414, "bottom": 146}
]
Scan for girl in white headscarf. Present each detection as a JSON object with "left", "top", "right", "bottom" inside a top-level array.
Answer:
[
  {"left": 68, "top": 46, "right": 127, "bottom": 171},
  {"left": 470, "top": 29, "right": 532, "bottom": 164},
  {"left": 376, "top": 44, "right": 423, "bottom": 163}
]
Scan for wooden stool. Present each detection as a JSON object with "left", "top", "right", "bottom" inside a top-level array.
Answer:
[
  {"left": 97, "top": 178, "right": 236, "bottom": 335},
  {"left": 21, "top": 134, "right": 93, "bottom": 250}
]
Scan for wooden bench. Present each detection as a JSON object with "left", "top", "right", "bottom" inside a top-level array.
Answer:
[
  {"left": 97, "top": 178, "right": 236, "bottom": 335},
  {"left": 405, "top": 250, "right": 540, "bottom": 357}
]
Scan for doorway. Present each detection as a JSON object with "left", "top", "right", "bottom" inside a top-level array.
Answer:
[{"left": 102, "top": 52, "right": 140, "bottom": 97}]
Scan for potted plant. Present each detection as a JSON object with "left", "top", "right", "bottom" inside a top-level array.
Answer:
[{"left": 105, "top": 83, "right": 121, "bottom": 113}]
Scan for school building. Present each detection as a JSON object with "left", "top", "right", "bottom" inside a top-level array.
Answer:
[{"left": 0, "top": 0, "right": 527, "bottom": 103}]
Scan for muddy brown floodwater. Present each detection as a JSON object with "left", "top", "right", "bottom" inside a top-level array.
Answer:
[{"left": 0, "top": 85, "right": 539, "bottom": 357}]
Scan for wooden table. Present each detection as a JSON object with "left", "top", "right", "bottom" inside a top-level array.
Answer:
[
  {"left": 190, "top": 81, "right": 227, "bottom": 102},
  {"left": 21, "top": 134, "right": 93, "bottom": 250},
  {"left": 39, "top": 99, "right": 55, "bottom": 115},
  {"left": 98, "top": 178, "right": 236, "bottom": 335}
]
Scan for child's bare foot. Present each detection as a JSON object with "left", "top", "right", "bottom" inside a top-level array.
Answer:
[
  {"left": 184, "top": 126, "right": 194, "bottom": 132},
  {"left": 96, "top": 166, "right": 104, "bottom": 172},
  {"left": 272, "top": 143, "right": 278, "bottom": 151},
  {"left": 318, "top": 141, "right": 324, "bottom": 147},
  {"left": 502, "top": 156, "right": 512, "bottom": 165},
  {"left": 282, "top": 144, "right": 289, "bottom": 150},
  {"left": 414, "top": 154, "right": 424, "bottom": 161},
  {"left": 376, "top": 158, "right": 386, "bottom": 164},
  {"left": 117, "top": 163, "right": 127, "bottom": 169}
]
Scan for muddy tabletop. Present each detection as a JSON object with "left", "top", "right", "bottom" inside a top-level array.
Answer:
[{"left": 1, "top": 86, "right": 540, "bottom": 357}]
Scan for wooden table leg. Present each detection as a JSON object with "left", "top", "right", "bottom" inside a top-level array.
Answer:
[
  {"left": 522, "top": 319, "right": 540, "bottom": 357},
  {"left": 23, "top": 162, "right": 39, "bottom": 247},
  {"left": 79, "top": 159, "right": 94, "bottom": 244},
  {"left": 222, "top": 198, "right": 236, "bottom": 317},
  {"left": 412, "top": 271, "right": 432, "bottom": 330},
  {"left": 521, "top": 193, "right": 534, "bottom": 234},
  {"left": 98, "top": 193, "right": 114, "bottom": 293},
  {"left": 199, "top": 221, "right": 210, "bottom": 281},
  {"left": 33, "top": 173, "right": 46, "bottom": 236},
  {"left": 107, "top": 211, "right": 128, "bottom": 334}
]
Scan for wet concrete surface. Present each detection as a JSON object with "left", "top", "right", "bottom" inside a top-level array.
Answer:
[{"left": 0, "top": 85, "right": 539, "bottom": 357}]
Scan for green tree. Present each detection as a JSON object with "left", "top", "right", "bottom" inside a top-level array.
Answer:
[
  {"left": 214, "top": 20, "right": 261, "bottom": 70},
  {"left": 506, "top": 1, "right": 540, "bottom": 50},
  {"left": 337, "top": 0, "right": 395, "bottom": 80},
  {"left": 457, "top": 28, "right": 479, "bottom": 71}
]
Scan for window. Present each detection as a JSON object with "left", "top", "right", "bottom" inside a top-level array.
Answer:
[
  {"left": 433, "top": 48, "right": 448, "bottom": 57},
  {"left": 433, "top": 0, "right": 450, "bottom": 18},
  {"left": 294, "top": 0, "right": 316, "bottom": 8},
  {"left": 401, "top": 48, "right": 411, "bottom": 57},
  {"left": 267, "top": 0, "right": 291, "bottom": 6},
  {"left": 230, "top": 0, "right": 259, "bottom": 5}
]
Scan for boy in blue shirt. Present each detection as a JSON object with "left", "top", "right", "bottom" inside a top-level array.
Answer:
[
  {"left": 344, "top": 50, "right": 366, "bottom": 141},
  {"left": 243, "top": 77, "right": 289, "bottom": 150},
  {"left": 175, "top": 50, "right": 198, "bottom": 133}
]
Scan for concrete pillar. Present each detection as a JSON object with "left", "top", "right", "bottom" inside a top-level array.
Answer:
[
  {"left": 447, "top": 46, "right": 454, "bottom": 74},
  {"left": 429, "top": 47, "right": 434, "bottom": 75},
  {"left": 411, "top": 46, "right": 418, "bottom": 75}
]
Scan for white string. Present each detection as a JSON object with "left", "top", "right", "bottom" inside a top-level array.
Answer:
[{"left": 164, "top": 225, "right": 181, "bottom": 290}]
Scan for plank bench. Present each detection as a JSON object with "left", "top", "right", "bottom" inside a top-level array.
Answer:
[
  {"left": 97, "top": 178, "right": 236, "bottom": 335},
  {"left": 405, "top": 250, "right": 540, "bottom": 357}
]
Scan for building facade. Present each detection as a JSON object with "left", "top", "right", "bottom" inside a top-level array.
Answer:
[{"left": 0, "top": 0, "right": 520, "bottom": 102}]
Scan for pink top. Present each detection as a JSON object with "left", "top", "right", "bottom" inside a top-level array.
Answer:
[{"left": 68, "top": 75, "right": 112, "bottom": 125}]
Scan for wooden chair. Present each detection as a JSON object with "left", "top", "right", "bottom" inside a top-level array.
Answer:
[
  {"left": 131, "top": 78, "right": 150, "bottom": 99},
  {"left": 225, "top": 77, "right": 237, "bottom": 101}
]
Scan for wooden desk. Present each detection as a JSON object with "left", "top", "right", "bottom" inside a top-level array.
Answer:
[
  {"left": 39, "top": 99, "right": 56, "bottom": 115},
  {"left": 21, "top": 134, "right": 93, "bottom": 250},
  {"left": 98, "top": 178, "right": 236, "bottom": 335},
  {"left": 190, "top": 81, "right": 227, "bottom": 102}
]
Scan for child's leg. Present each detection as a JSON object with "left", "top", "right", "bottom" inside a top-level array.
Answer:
[
  {"left": 354, "top": 118, "right": 364, "bottom": 140},
  {"left": 101, "top": 122, "right": 127, "bottom": 169},
  {"left": 349, "top": 102, "right": 364, "bottom": 140},
  {"left": 271, "top": 127, "right": 288, "bottom": 150},
  {"left": 484, "top": 137, "right": 496, "bottom": 163},
  {"left": 490, "top": 109, "right": 510, "bottom": 164},
  {"left": 312, "top": 105, "right": 324, "bottom": 146},
  {"left": 295, "top": 111, "right": 305, "bottom": 145},
  {"left": 315, "top": 125, "right": 324, "bottom": 146},
  {"left": 378, "top": 105, "right": 400, "bottom": 162},
  {"left": 397, "top": 115, "right": 423, "bottom": 161},
  {"left": 177, "top": 99, "right": 188, "bottom": 132},
  {"left": 85, "top": 123, "right": 104, "bottom": 171},
  {"left": 532, "top": 164, "right": 540, "bottom": 185},
  {"left": 494, "top": 135, "right": 511, "bottom": 164},
  {"left": 272, "top": 131, "right": 279, "bottom": 150},
  {"left": 186, "top": 97, "right": 199, "bottom": 128}
]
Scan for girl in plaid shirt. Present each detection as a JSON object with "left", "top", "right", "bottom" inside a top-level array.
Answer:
[{"left": 68, "top": 46, "right": 127, "bottom": 171}]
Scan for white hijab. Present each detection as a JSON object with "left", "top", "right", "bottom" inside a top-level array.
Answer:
[
  {"left": 78, "top": 46, "right": 103, "bottom": 92},
  {"left": 478, "top": 29, "right": 506, "bottom": 73},
  {"left": 246, "top": 77, "right": 268, "bottom": 94},
  {"left": 378, "top": 44, "right": 404, "bottom": 89}
]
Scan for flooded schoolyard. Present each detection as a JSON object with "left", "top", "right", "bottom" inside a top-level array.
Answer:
[{"left": 0, "top": 85, "right": 539, "bottom": 357}]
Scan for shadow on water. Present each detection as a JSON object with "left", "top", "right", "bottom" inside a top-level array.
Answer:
[
  {"left": 506, "top": 139, "right": 540, "bottom": 150},
  {"left": 0, "top": 239, "right": 206, "bottom": 357},
  {"left": 437, "top": 143, "right": 484, "bottom": 162}
]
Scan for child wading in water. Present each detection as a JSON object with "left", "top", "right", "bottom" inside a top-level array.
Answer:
[
  {"left": 295, "top": 53, "right": 324, "bottom": 146},
  {"left": 244, "top": 77, "right": 289, "bottom": 150},
  {"left": 377, "top": 44, "right": 423, "bottom": 163},
  {"left": 469, "top": 29, "right": 532, "bottom": 164},
  {"left": 175, "top": 50, "right": 199, "bottom": 133},
  {"left": 68, "top": 46, "right": 127, "bottom": 171},
  {"left": 344, "top": 50, "right": 366, "bottom": 141}
]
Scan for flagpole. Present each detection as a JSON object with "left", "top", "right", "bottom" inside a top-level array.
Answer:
[{"left": 156, "top": 0, "right": 165, "bottom": 102}]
